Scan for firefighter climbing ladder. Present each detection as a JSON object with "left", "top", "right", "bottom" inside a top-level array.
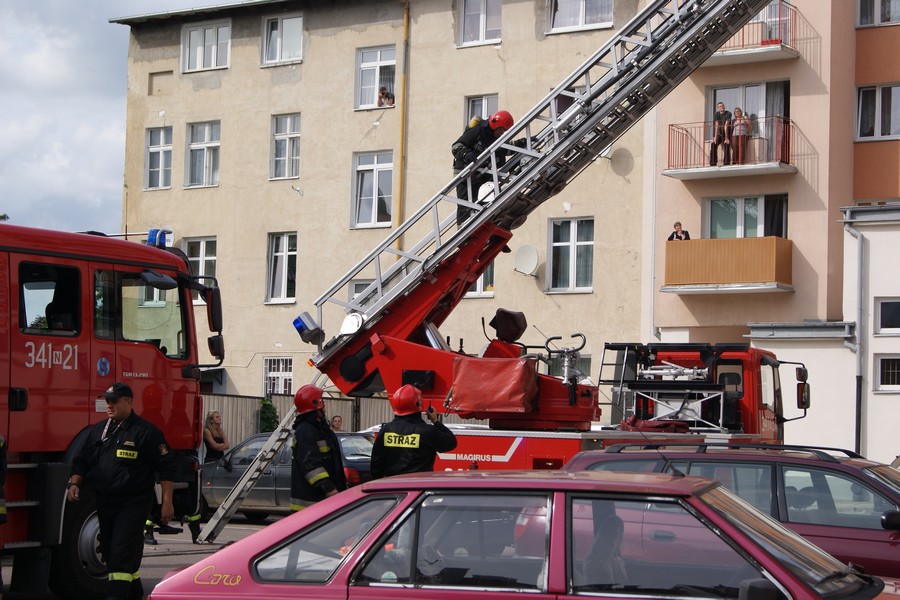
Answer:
[{"left": 201, "top": 0, "right": 774, "bottom": 542}]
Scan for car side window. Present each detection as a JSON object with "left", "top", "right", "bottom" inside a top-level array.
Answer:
[
  {"left": 254, "top": 497, "right": 397, "bottom": 582},
  {"left": 783, "top": 467, "right": 894, "bottom": 529},
  {"left": 672, "top": 461, "right": 774, "bottom": 516},
  {"left": 585, "top": 458, "right": 664, "bottom": 473},
  {"left": 232, "top": 438, "right": 266, "bottom": 466},
  {"left": 569, "top": 496, "right": 766, "bottom": 596},
  {"left": 356, "top": 493, "right": 549, "bottom": 590}
]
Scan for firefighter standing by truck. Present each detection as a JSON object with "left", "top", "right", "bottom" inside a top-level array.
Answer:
[
  {"left": 290, "top": 385, "right": 347, "bottom": 511},
  {"left": 66, "top": 383, "right": 176, "bottom": 600},
  {"left": 371, "top": 385, "right": 458, "bottom": 478}
]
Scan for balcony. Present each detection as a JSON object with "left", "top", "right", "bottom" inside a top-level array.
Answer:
[
  {"left": 662, "top": 237, "right": 793, "bottom": 294},
  {"left": 664, "top": 116, "right": 797, "bottom": 180},
  {"left": 704, "top": 0, "right": 800, "bottom": 67}
]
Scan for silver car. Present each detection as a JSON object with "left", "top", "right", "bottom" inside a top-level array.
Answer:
[{"left": 200, "top": 431, "right": 374, "bottom": 522}]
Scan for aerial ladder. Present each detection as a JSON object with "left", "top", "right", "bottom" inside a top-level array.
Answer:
[{"left": 200, "top": 0, "right": 774, "bottom": 541}]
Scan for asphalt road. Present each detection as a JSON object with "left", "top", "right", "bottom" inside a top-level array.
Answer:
[{"left": 2, "top": 517, "right": 272, "bottom": 599}]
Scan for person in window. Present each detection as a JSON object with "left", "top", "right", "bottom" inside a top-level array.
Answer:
[
  {"left": 730, "top": 107, "right": 751, "bottom": 165},
  {"left": 667, "top": 221, "right": 690, "bottom": 241},
  {"left": 290, "top": 385, "right": 347, "bottom": 511},
  {"left": 377, "top": 86, "right": 395, "bottom": 107},
  {"left": 371, "top": 385, "right": 457, "bottom": 479},
  {"left": 709, "top": 102, "right": 732, "bottom": 166}
]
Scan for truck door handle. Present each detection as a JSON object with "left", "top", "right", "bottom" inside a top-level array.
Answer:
[
  {"left": 9, "top": 388, "right": 28, "bottom": 412},
  {"left": 650, "top": 530, "right": 677, "bottom": 542}
]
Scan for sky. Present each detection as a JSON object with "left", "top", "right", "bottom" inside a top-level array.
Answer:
[{"left": 0, "top": 1, "right": 193, "bottom": 234}]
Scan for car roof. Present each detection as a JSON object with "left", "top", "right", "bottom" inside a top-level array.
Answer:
[{"left": 359, "top": 469, "right": 719, "bottom": 496}]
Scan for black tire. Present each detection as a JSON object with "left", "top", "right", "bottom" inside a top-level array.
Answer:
[
  {"left": 241, "top": 510, "right": 270, "bottom": 524},
  {"left": 49, "top": 485, "right": 108, "bottom": 599}
]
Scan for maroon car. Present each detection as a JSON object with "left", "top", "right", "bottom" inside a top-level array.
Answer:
[
  {"left": 150, "top": 470, "right": 899, "bottom": 600},
  {"left": 565, "top": 443, "right": 900, "bottom": 578}
]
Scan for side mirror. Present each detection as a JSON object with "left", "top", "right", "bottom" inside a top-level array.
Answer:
[
  {"left": 207, "top": 334, "right": 225, "bottom": 362},
  {"left": 882, "top": 510, "right": 900, "bottom": 531},
  {"left": 795, "top": 366, "right": 808, "bottom": 382},
  {"left": 223, "top": 458, "right": 233, "bottom": 473},
  {"left": 205, "top": 287, "right": 223, "bottom": 332},
  {"left": 796, "top": 382, "right": 810, "bottom": 410}
]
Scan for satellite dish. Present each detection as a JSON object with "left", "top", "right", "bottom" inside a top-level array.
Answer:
[{"left": 514, "top": 245, "right": 539, "bottom": 277}]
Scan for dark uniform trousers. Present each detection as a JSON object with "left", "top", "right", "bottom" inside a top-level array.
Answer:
[{"left": 98, "top": 493, "right": 154, "bottom": 600}]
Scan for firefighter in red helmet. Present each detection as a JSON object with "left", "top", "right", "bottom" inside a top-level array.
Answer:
[
  {"left": 290, "top": 385, "right": 347, "bottom": 510},
  {"left": 370, "top": 385, "right": 457, "bottom": 479},
  {"left": 451, "top": 109, "right": 525, "bottom": 227}
]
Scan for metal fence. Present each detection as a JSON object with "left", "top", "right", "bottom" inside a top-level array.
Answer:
[{"left": 201, "top": 393, "right": 487, "bottom": 449}]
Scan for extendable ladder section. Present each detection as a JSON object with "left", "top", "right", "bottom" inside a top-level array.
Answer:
[
  {"left": 308, "top": 0, "right": 774, "bottom": 368},
  {"left": 196, "top": 405, "right": 297, "bottom": 543}
]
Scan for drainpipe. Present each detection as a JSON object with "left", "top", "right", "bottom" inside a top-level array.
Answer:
[
  {"left": 394, "top": 0, "right": 411, "bottom": 252},
  {"left": 843, "top": 222, "right": 864, "bottom": 455}
]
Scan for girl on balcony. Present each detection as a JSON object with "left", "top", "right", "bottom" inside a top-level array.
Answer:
[{"left": 731, "top": 107, "right": 751, "bottom": 165}]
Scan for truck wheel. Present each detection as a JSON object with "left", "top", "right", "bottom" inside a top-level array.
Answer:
[{"left": 49, "top": 486, "right": 107, "bottom": 599}]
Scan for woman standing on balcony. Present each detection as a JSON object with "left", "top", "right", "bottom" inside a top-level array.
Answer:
[
  {"left": 731, "top": 107, "right": 751, "bottom": 165},
  {"left": 667, "top": 222, "right": 690, "bottom": 241}
]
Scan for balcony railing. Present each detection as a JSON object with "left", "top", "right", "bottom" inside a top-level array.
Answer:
[
  {"left": 665, "top": 116, "right": 796, "bottom": 177},
  {"left": 663, "top": 237, "right": 793, "bottom": 293},
  {"left": 706, "top": 0, "right": 799, "bottom": 65}
]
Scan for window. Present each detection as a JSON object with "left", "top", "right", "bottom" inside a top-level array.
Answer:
[
  {"left": 353, "top": 151, "right": 393, "bottom": 227},
  {"left": 466, "top": 261, "right": 494, "bottom": 297},
  {"left": 186, "top": 121, "right": 220, "bottom": 187},
  {"left": 264, "top": 357, "right": 293, "bottom": 395},
  {"left": 859, "top": 0, "right": 900, "bottom": 25},
  {"left": 350, "top": 280, "right": 374, "bottom": 302},
  {"left": 876, "top": 356, "right": 900, "bottom": 390},
  {"left": 146, "top": 127, "right": 172, "bottom": 189},
  {"left": 465, "top": 94, "right": 498, "bottom": 127},
  {"left": 706, "top": 194, "right": 787, "bottom": 239},
  {"left": 19, "top": 263, "right": 80, "bottom": 334},
  {"left": 122, "top": 274, "right": 186, "bottom": 358},
  {"left": 783, "top": 467, "right": 897, "bottom": 528},
  {"left": 185, "top": 238, "right": 217, "bottom": 303},
  {"left": 356, "top": 46, "right": 396, "bottom": 109},
  {"left": 257, "top": 498, "right": 396, "bottom": 582},
  {"left": 357, "top": 493, "right": 549, "bottom": 589},
  {"left": 549, "top": 0, "right": 613, "bottom": 32},
  {"left": 711, "top": 81, "right": 789, "bottom": 146},
  {"left": 549, "top": 218, "right": 593, "bottom": 291},
  {"left": 857, "top": 84, "right": 900, "bottom": 140},
  {"left": 267, "top": 233, "right": 296, "bottom": 302},
  {"left": 182, "top": 21, "right": 230, "bottom": 72},
  {"left": 461, "top": 0, "right": 501, "bottom": 45},
  {"left": 876, "top": 299, "right": 900, "bottom": 334},
  {"left": 271, "top": 114, "right": 301, "bottom": 179},
  {"left": 263, "top": 13, "right": 303, "bottom": 64}
]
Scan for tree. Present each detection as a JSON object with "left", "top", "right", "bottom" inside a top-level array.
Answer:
[
  {"left": 0, "top": 214, "right": 9, "bottom": 222},
  {"left": 257, "top": 396, "right": 279, "bottom": 433}
]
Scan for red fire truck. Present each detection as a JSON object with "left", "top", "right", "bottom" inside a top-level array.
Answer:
[{"left": 0, "top": 223, "right": 224, "bottom": 599}]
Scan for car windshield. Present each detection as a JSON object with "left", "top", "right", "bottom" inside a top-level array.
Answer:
[
  {"left": 866, "top": 464, "right": 900, "bottom": 495},
  {"left": 699, "top": 486, "right": 872, "bottom": 596},
  {"left": 340, "top": 435, "right": 374, "bottom": 458}
]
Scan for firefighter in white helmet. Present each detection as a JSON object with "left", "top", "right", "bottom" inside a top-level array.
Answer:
[{"left": 371, "top": 385, "right": 457, "bottom": 479}]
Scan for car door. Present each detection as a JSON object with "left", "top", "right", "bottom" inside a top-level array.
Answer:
[
  {"left": 212, "top": 436, "right": 278, "bottom": 509},
  {"left": 780, "top": 465, "right": 899, "bottom": 577}
]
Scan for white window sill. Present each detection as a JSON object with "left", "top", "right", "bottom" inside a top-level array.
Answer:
[
  {"left": 546, "top": 22, "right": 613, "bottom": 35},
  {"left": 457, "top": 39, "right": 501, "bottom": 49},
  {"left": 182, "top": 65, "right": 229, "bottom": 74},
  {"left": 545, "top": 289, "right": 593, "bottom": 295},
  {"left": 261, "top": 59, "right": 303, "bottom": 68},
  {"left": 265, "top": 299, "right": 296, "bottom": 306},
  {"left": 184, "top": 184, "right": 220, "bottom": 190},
  {"left": 143, "top": 186, "right": 172, "bottom": 192},
  {"left": 464, "top": 292, "right": 495, "bottom": 299},
  {"left": 351, "top": 223, "right": 392, "bottom": 230}
]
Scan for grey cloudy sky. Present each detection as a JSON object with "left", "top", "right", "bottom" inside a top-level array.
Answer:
[{"left": 0, "top": 1, "right": 191, "bottom": 234}]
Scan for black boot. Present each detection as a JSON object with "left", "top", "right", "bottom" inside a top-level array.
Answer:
[
  {"left": 188, "top": 520, "right": 202, "bottom": 544},
  {"left": 143, "top": 524, "right": 158, "bottom": 545}
]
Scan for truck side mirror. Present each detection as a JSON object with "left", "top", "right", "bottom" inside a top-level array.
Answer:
[
  {"left": 204, "top": 287, "right": 223, "bottom": 332},
  {"left": 208, "top": 334, "right": 225, "bottom": 362},
  {"left": 796, "top": 382, "right": 810, "bottom": 410},
  {"left": 795, "top": 366, "right": 808, "bottom": 382}
]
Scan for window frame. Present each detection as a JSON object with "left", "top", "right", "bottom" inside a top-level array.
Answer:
[
  {"left": 352, "top": 151, "right": 393, "bottom": 229},
  {"left": 856, "top": 84, "right": 900, "bottom": 140},
  {"left": 465, "top": 261, "right": 495, "bottom": 298},
  {"left": 262, "top": 13, "right": 303, "bottom": 65},
  {"left": 263, "top": 356, "right": 293, "bottom": 396},
  {"left": 548, "top": 217, "right": 594, "bottom": 293},
  {"left": 266, "top": 232, "right": 297, "bottom": 303},
  {"left": 548, "top": 0, "right": 614, "bottom": 34},
  {"left": 465, "top": 94, "right": 498, "bottom": 128},
  {"left": 145, "top": 127, "right": 173, "bottom": 190},
  {"left": 185, "top": 237, "right": 217, "bottom": 304},
  {"left": 355, "top": 46, "right": 396, "bottom": 109},
  {"left": 875, "top": 298, "right": 900, "bottom": 334},
  {"left": 182, "top": 20, "right": 231, "bottom": 73},
  {"left": 270, "top": 113, "right": 301, "bottom": 180},
  {"left": 186, "top": 121, "right": 221, "bottom": 188},
  {"left": 875, "top": 355, "right": 900, "bottom": 391},
  {"left": 857, "top": 0, "right": 900, "bottom": 26},
  {"left": 460, "top": 0, "right": 502, "bottom": 46},
  {"left": 704, "top": 194, "right": 788, "bottom": 239}
]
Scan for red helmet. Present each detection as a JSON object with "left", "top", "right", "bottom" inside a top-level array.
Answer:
[
  {"left": 489, "top": 110, "right": 514, "bottom": 131},
  {"left": 294, "top": 385, "right": 324, "bottom": 415},
  {"left": 390, "top": 384, "right": 423, "bottom": 416}
]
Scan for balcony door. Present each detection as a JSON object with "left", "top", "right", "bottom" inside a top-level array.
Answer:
[{"left": 706, "top": 194, "right": 787, "bottom": 239}]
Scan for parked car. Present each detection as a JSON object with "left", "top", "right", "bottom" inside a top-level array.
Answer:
[
  {"left": 200, "top": 431, "right": 374, "bottom": 521},
  {"left": 151, "top": 470, "right": 899, "bottom": 599},
  {"left": 564, "top": 443, "right": 900, "bottom": 578}
]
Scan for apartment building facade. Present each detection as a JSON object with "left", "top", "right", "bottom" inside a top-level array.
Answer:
[{"left": 111, "top": 0, "right": 649, "bottom": 418}]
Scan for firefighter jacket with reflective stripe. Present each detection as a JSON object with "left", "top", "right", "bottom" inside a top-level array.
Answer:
[
  {"left": 290, "top": 412, "right": 347, "bottom": 506},
  {"left": 72, "top": 413, "right": 176, "bottom": 498},
  {"left": 371, "top": 413, "right": 457, "bottom": 479}
]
